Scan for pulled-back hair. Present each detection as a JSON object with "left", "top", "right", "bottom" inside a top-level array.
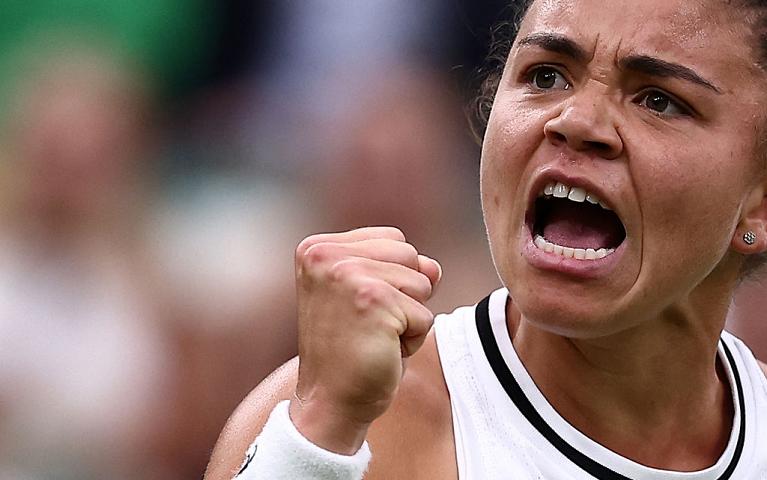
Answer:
[
  {"left": 467, "top": 0, "right": 532, "bottom": 143},
  {"left": 743, "top": 0, "right": 767, "bottom": 69}
]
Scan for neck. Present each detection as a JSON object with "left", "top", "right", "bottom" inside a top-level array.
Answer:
[{"left": 510, "top": 281, "right": 736, "bottom": 471}]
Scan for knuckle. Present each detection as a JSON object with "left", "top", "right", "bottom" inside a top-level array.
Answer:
[
  {"left": 303, "top": 242, "right": 331, "bottom": 267},
  {"left": 403, "top": 242, "right": 418, "bottom": 258},
  {"left": 382, "top": 226, "right": 406, "bottom": 242},
  {"left": 295, "top": 235, "right": 320, "bottom": 260},
  {"left": 328, "top": 258, "right": 360, "bottom": 283},
  {"left": 353, "top": 281, "right": 388, "bottom": 312},
  {"left": 397, "top": 242, "right": 419, "bottom": 266},
  {"left": 402, "top": 275, "right": 432, "bottom": 302}
]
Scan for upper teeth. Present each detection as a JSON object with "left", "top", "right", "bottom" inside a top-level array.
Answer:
[{"left": 540, "top": 182, "right": 611, "bottom": 210}]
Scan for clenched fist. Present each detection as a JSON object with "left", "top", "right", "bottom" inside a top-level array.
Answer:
[{"left": 289, "top": 227, "right": 442, "bottom": 454}]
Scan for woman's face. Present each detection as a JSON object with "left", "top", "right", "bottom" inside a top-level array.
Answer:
[{"left": 481, "top": 0, "right": 767, "bottom": 336}]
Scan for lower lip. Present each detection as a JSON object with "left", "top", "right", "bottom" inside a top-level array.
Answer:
[{"left": 521, "top": 229, "right": 626, "bottom": 280}]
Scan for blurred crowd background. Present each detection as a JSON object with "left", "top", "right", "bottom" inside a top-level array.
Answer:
[{"left": 0, "top": 1, "right": 764, "bottom": 479}]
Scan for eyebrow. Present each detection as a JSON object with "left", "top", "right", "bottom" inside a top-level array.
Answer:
[
  {"left": 620, "top": 55, "right": 722, "bottom": 94},
  {"left": 517, "top": 32, "right": 723, "bottom": 94},
  {"left": 517, "top": 33, "right": 589, "bottom": 63}
]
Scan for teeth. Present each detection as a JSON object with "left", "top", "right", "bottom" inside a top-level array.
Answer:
[
  {"left": 567, "top": 187, "right": 587, "bottom": 202},
  {"left": 553, "top": 182, "right": 569, "bottom": 198},
  {"left": 539, "top": 182, "right": 612, "bottom": 211},
  {"left": 533, "top": 235, "right": 615, "bottom": 261}
]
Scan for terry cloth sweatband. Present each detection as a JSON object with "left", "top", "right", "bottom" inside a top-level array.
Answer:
[{"left": 234, "top": 400, "right": 372, "bottom": 479}]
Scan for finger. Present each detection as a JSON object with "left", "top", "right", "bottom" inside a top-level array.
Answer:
[
  {"left": 339, "top": 280, "right": 432, "bottom": 357},
  {"left": 296, "top": 227, "right": 406, "bottom": 262},
  {"left": 301, "top": 238, "right": 421, "bottom": 274},
  {"left": 396, "top": 293, "right": 435, "bottom": 357},
  {"left": 330, "top": 257, "right": 433, "bottom": 303},
  {"left": 417, "top": 255, "right": 442, "bottom": 288}
]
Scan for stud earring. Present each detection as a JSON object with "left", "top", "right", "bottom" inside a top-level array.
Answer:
[{"left": 744, "top": 231, "right": 757, "bottom": 246}]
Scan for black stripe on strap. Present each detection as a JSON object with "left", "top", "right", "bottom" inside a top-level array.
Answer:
[{"left": 474, "top": 293, "right": 744, "bottom": 480}]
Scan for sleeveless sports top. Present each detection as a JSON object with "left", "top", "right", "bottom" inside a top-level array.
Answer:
[{"left": 433, "top": 288, "right": 767, "bottom": 479}]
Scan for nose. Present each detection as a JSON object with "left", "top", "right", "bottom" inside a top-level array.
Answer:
[{"left": 543, "top": 89, "right": 623, "bottom": 160}]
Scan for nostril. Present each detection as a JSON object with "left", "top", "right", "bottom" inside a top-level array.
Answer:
[
  {"left": 584, "top": 140, "right": 612, "bottom": 153},
  {"left": 544, "top": 118, "right": 623, "bottom": 159},
  {"left": 549, "top": 131, "right": 567, "bottom": 144}
]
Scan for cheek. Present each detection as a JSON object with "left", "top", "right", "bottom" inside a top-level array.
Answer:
[
  {"left": 481, "top": 101, "right": 548, "bottom": 216},
  {"left": 480, "top": 105, "right": 550, "bottom": 286},
  {"left": 481, "top": 129, "right": 528, "bottom": 253},
  {"left": 636, "top": 149, "right": 744, "bottom": 274}
]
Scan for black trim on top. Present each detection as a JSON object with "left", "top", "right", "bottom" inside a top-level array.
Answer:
[
  {"left": 474, "top": 293, "right": 745, "bottom": 480},
  {"left": 719, "top": 341, "right": 746, "bottom": 480},
  {"left": 236, "top": 443, "right": 256, "bottom": 476}
]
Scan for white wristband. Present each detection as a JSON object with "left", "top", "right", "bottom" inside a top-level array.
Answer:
[{"left": 234, "top": 400, "right": 371, "bottom": 479}]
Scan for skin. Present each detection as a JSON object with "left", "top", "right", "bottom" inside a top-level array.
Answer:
[
  {"left": 484, "top": 0, "right": 767, "bottom": 469},
  {"left": 204, "top": 0, "right": 767, "bottom": 478}
]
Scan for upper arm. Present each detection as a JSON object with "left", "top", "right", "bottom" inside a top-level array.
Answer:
[
  {"left": 203, "top": 357, "right": 298, "bottom": 480},
  {"left": 203, "top": 330, "right": 456, "bottom": 480}
]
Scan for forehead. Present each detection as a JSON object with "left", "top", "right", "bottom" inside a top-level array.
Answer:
[{"left": 518, "top": 0, "right": 761, "bottom": 82}]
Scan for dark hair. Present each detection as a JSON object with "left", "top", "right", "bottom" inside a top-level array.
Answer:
[
  {"left": 469, "top": 0, "right": 767, "bottom": 279},
  {"left": 734, "top": 1, "right": 767, "bottom": 280},
  {"left": 743, "top": 0, "right": 767, "bottom": 69},
  {"left": 467, "top": 0, "right": 533, "bottom": 143}
]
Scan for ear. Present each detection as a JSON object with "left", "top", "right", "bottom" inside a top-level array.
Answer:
[{"left": 732, "top": 184, "right": 767, "bottom": 254}]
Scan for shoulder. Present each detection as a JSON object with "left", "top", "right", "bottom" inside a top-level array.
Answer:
[
  {"left": 204, "top": 357, "right": 298, "bottom": 479},
  {"left": 759, "top": 360, "right": 767, "bottom": 378},
  {"left": 203, "top": 330, "right": 456, "bottom": 480}
]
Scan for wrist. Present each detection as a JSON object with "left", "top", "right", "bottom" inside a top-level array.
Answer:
[
  {"left": 237, "top": 401, "right": 371, "bottom": 479},
  {"left": 289, "top": 394, "right": 372, "bottom": 455}
]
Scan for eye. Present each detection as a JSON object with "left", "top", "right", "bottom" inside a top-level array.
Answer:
[
  {"left": 527, "top": 66, "right": 570, "bottom": 91},
  {"left": 636, "top": 90, "right": 690, "bottom": 117}
]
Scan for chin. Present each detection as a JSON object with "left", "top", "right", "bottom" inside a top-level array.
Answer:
[
  {"left": 508, "top": 279, "right": 633, "bottom": 339},
  {"left": 524, "top": 309, "right": 624, "bottom": 339}
]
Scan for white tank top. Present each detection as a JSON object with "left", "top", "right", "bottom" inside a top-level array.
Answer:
[{"left": 434, "top": 288, "right": 767, "bottom": 479}]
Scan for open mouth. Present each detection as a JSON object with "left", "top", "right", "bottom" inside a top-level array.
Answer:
[{"left": 529, "top": 181, "right": 626, "bottom": 261}]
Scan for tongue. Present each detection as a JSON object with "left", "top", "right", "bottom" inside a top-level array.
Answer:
[{"left": 542, "top": 201, "right": 624, "bottom": 250}]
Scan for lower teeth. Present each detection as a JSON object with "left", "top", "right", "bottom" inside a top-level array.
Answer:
[{"left": 533, "top": 235, "right": 614, "bottom": 260}]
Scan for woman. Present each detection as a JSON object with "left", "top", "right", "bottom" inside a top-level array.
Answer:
[{"left": 205, "top": 0, "right": 767, "bottom": 477}]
